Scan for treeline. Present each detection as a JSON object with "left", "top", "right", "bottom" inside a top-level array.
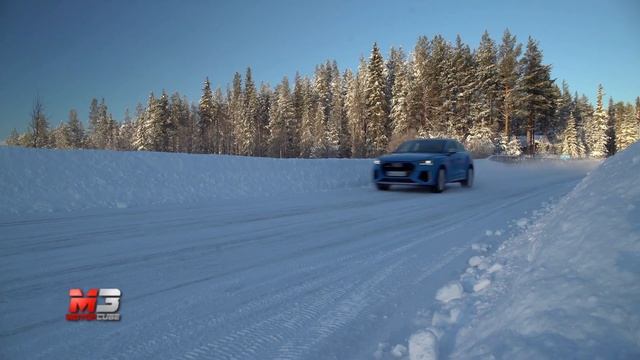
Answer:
[{"left": 6, "top": 30, "right": 640, "bottom": 158}]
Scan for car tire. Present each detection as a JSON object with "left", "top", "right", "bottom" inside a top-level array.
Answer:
[
  {"left": 461, "top": 167, "right": 474, "bottom": 188},
  {"left": 432, "top": 168, "right": 446, "bottom": 193},
  {"left": 376, "top": 183, "right": 390, "bottom": 191}
]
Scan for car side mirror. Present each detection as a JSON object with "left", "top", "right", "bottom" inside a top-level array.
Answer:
[{"left": 446, "top": 148, "right": 457, "bottom": 155}]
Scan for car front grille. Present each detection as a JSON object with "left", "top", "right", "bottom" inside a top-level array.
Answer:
[{"left": 381, "top": 162, "right": 415, "bottom": 172}]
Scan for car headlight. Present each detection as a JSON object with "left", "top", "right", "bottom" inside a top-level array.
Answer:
[
  {"left": 373, "top": 159, "right": 381, "bottom": 165},
  {"left": 419, "top": 160, "right": 433, "bottom": 166}
]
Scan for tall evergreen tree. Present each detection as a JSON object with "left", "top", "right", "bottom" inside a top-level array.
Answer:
[
  {"left": 298, "top": 77, "right": 315, "bottom": 158},
  {"left": 133, "top": 93, "right": 156, "bottom": 151},
  {"left": 365, "top": 43, "right": 388, "bottom": 156},
  {"left": 472, "top": 31, "right": 501, "bottom": 136},
  {"left": 268, "top": 77, "right": 294, "bottom": 157},
  {"left": 256, "top": 83, "right": 272, "bottom": 157},
  {"left": 117, "top": 108, "right": 135, "bottom": 151},
  {"left": 327, "top": 69, "right": 345, "bottom": 157},
  {"left": 498, "top": 29, "right": 522, "bottom": 140},
  {"left": 238, "top": 67, "right": 258, "bottom": 156},
  {"left": 586, "top": 84, "right": 609, "bottom": 158},
  {"left": 561, "top": 111, "right": 584, "bottom": 158},
  {"left": 229, "top": 72, "right": 244, "bottom": 154},
  {"left": 346, "top": 58, "right": 368, "bottom": 157},
  {"left": 67, "top": 109, "right": 85, "bottom": 148},
  {"left": 198, "top": 78, "right": 215, "bottom": 153},
  {"left": 425, "top": 35, "right": 451, "bottom": 136},
  {"left": 408, "top": 36, "right": 430, "bottom": 137},
  {"left": 390, "top": 53, "right": 410, "bottom": 139},
  {"left": 517, "top": 37, "right": 555, "bottom": 154},
  {"left": 156, "top": 91, "right": 173, "bottom": 151},
  {"left": 616, "top": 102, "right": 639, "bottom": 151}
]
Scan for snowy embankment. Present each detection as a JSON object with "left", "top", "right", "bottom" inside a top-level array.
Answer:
[
  {"left": 407, "top": 142, "right": 640, "bottom": 359},
  {"left": 0, "top": 147, "right": 371, "bottom": 215}
]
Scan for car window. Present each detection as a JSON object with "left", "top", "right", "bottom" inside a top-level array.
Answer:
[
  {"left": 394, "top": 139, "right": 446, "bottom": 153},
  {"left": 456, "top": 141, "right": 466, "bottom": 152},
  {"left": 445, "top": 141, "right": 457, "bottom": 153}
]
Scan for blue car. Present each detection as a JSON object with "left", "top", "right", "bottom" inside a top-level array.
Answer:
[{"left": 373, "top": 138, "right": 474, "bottom": 192}]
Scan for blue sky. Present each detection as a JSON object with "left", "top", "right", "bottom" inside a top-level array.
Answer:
[{"left": 1, "top": 0, "right": 638, "bottom": 139}]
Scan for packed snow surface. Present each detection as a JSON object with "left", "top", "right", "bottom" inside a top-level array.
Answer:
[{"left": 0, "top": 146, "right": 604, "bottom": 359}]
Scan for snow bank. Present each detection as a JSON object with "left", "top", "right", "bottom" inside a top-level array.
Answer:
[
  {"left": 448, "top": 142, "right": 640, "bottom": 358},
  {"left": 0, "top": 147, "right": 371, "bottom": 215}
]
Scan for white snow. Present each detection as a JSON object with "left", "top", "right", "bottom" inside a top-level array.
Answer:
[
  {"left": 409, "top": 330, "right": 439, "bottom": 360},
  {"left": 0, "top": 147, "right": 602, "bottom": 359},
  {"left": 516, "top": 217, "right": 528, "bottom": 228},
  {"left": 391, "top": 344, "right": 407, "bottom": 357},
  {"left": 435, "top": 282, "right": 464, "bottom": 303},
  {"left": 0, "top": 147, "right": 372, "bottom": 215},
  {"left": 472, "top": 278, "right": 491, "bottom": 292},
  {"left": 448, "top": 141, "right": 640, "bottom": 358},
  {"left": 467, "top": 256, "right": 484, "bottom": 267}
]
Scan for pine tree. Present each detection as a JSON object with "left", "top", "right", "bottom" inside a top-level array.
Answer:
[
  {"left": 517, "top": 37, "right": 555, "bottom": 154},
  {"left": 386, "top": 47, "right": 406, "bottom": 124},
  {"left": 67, "top": 109, "right": 85, "bottom": 148},
  {"left": 408, "top": 36, "right": 430, "bottom": 137},
  {"left": 425, "top": 35, "right": 451, "bottom": 135},
  {"left": 498, "top": 29, "right": 522, "bottom": 141},
  {"left": 365, "top": 43, "right": 388, "bottom": 156},
  {"left": 606, "top": 97, "right": 617, "bottom": 155},
  {"left": 51, "top": 122, "right": 71, "bottom": 149},
  {"left": 268, "top": 77, "right": 294, "bottom": 157},
  {"left": 390, "top": 51, "right": 410, "bottom": 139},
  {"left": 327, "top": 67, "right": 345, "bottom": 157},
  {"left": 338, "top": 70, "right": 353, "bottom": 157},
  {"left": 472, "top": 31, "right": 501, "bottom": 136},
  {"left": 87, "top": 98, "right": 99, "bottom": 148},
  {"left": 156, "top": 91, "right": 173, "bottom": 151},
  {"left": 555, "top": 81, "right": 573, "bottom": 132},
  {"left": 238, "top": 67, "right": 258, "bottom": 156},
  {"left": 312, "top": 62, "right": 333, "bottom": 157},
  {"left": 117, "top": 108, "right": 135, "bottom": 151},
  {"left": 449, "top": 35, "right": 475, "bottom": 139},
  {"left": 298, "top": 77, "right": 315, "bottom": 158},
  {"left": 256, "top": 83, "right": 272, "bottom": 157},
  {"left": 573, "top": 93, "right": 593, "bottom": 154},
  {"left": 133, "top": 93, "right": 156, "bottom": 151},
  {"left": 229, "top": 72, "right": 244, "bottom": 155},
  {"left": 346, "top": 59, "right": 367, "bottom": 157},
  {"left": 198, "top": 78, "right": 215, "bottom": 153},
  {"left": 214, "top": 88, "right": 229, "bottom": 154},
  {"left": 616, "top": 102, "right": 639, "bottom": 151},
  {"left": 586, "top": 84, "right": 609, "bottom": 158},
  {"left": 561, "top": 112, "right": 584, "bottom": 158}
]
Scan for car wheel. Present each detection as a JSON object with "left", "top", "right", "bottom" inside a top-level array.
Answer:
[
  {"left": 432, "top": 168, "right": 446, "bottom": 193},
  {"left": 376, "top": 183, "right": 390, "bottom": 191},
  {"left": 461, "top": 167, "right": 474, "bottom": 188}
]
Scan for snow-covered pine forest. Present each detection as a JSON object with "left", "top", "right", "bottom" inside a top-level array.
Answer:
[{"left": 5, "top": 30, "right": 640, "bottom": 158}]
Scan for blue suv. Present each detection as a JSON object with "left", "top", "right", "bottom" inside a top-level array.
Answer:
[{"left": 373, "top": 139, "right": 474, "bottom": 192}]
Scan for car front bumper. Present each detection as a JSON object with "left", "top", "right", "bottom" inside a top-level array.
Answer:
[{"left": 373, "top": 162, "right": 435, "bottom": 186}]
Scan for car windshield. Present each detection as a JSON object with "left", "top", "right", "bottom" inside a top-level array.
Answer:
[{"left": 394, "top": 139, "right": 447, "bottom": 153}]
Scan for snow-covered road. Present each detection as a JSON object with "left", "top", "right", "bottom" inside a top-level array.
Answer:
[{"left": 0, "top": 159, "right": 597, "bottom": 359}]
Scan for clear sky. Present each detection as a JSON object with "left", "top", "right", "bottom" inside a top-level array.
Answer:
[{"left": 1, "top": 0, "right": 638, "bottom": 139}]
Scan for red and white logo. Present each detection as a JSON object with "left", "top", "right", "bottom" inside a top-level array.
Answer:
[{"left": 66, "top": 288, "right": 121, "bottom": 321}]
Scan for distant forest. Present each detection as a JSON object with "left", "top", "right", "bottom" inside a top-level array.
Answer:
[{"left": 6, "top": 29, "right": 640, "bottom": 158}]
